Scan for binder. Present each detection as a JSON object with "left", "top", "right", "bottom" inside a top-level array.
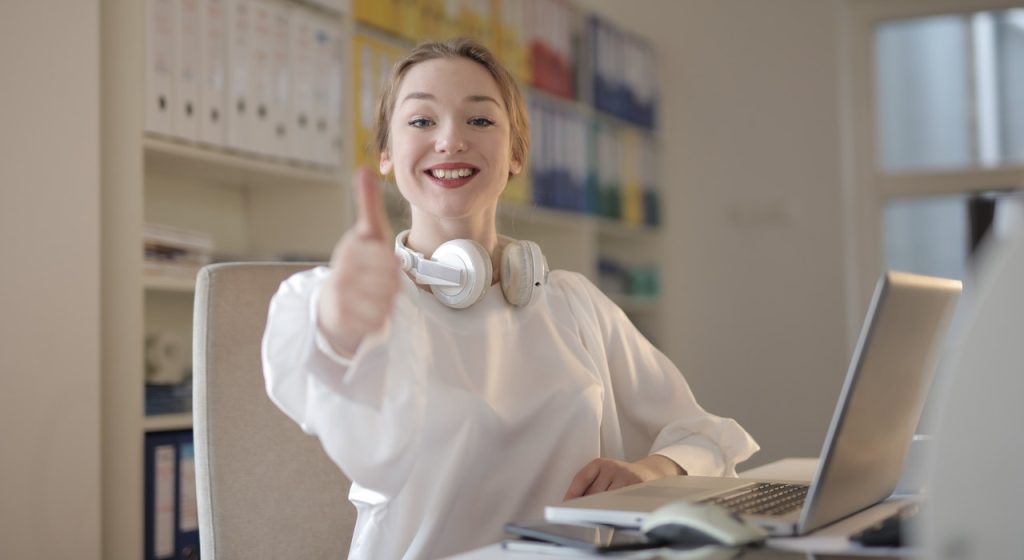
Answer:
[
  {"left": 226, "top": 0, "right": 254, "bottom": 153},
  {"left": 641, "top": 136, "right": 659, "bottom": 226},
  {"left": 248, "top": 0, "right": 276, "bottom": 156},
  {"left": 621, "top": 128, "right": 642, "bottom": 226},
  {"left": 146, "top": 0, "right": 177, "bottom": 137},
  {"left": 267, "top": 0, "right": 293, "bottom": 160},
  {"left": 177, "top": 440, "right": 200, "bottom": 560},
  {"left": 145, "top": 430, "right": 200, "bottom": 560},
  {"left": 199, "top": 0, "right": 228, "bottom": 147},
  {"left": 173, "top": 0, "right": 203, "bottom": 141},
  {"left": 145, "top": 436, "right": 176, "bottom": 560},
  {"left": 289, "top": 7, "right": 316, "bottom": 163},
  {"left": 311, "top": 15, "right": 344, "bottom": 167},
  {"left": 352, "top": 34, "right": 376, "bottom": 169}
]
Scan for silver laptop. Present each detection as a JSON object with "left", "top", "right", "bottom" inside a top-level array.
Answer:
[{"left": 546, "top": 271, "right": 961, "bottom": 536}]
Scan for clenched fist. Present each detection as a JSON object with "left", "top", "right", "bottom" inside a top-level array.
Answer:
[{"left": 317, "top": 168, "right": 401, "bottom": 359}]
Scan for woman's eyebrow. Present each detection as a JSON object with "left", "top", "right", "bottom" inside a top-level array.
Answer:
[
  {"left": 401, "top": 92, "right": 435, "bottom": 104},
  {"left": 400, "top": 92, "right": 500, "bottom": 107},
  {"left": 465, "top": 95, "right": 500, "bottom": 107}
]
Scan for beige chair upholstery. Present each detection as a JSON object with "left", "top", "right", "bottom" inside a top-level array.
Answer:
[{"left": 193, "top": 263, "right": 356, "bottom": 559}]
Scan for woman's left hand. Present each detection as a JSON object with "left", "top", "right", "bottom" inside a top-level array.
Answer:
[{"left": 562, "top": 455, "right": 686, "bottom": 501}]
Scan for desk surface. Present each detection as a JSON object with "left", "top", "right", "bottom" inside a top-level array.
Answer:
[
  {"left": 449, "top": 543, "right": 909, "bottom": 560},
  {"left": 447, "top": 459, "right": 914, "bottom": 560}
]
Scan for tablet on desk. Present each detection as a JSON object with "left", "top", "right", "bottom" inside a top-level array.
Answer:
[{"left": 504, "top": 521, "right": 653, "bottom": 553}]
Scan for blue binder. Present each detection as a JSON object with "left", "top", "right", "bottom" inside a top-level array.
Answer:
[{"left": 145, "top": 430, "right": 200, "bottom": 560}]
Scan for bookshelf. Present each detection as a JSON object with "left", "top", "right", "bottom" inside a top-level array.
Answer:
[{"left": 100, "top": 1, "right": 663, "bottom": 558}]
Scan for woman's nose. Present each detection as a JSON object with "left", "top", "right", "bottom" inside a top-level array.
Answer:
[{"left": 434, "top": 126, "right": 467, "bottom": 154}]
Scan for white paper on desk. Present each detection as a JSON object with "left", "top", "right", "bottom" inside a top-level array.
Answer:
[{"left": 767, "top": 498, "right": 915, "bottom": 557}]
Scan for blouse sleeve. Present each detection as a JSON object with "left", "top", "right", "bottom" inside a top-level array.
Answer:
[
  {"left": 260, "top": 267, "right": 424, "bottom": 498},
  {"left": 561, "top": 272, "right": 759, "bottom": 477}
]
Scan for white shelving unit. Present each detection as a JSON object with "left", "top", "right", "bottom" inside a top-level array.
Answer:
[{"left": 100, "top": 3, "right": 662, "bottom": 559}]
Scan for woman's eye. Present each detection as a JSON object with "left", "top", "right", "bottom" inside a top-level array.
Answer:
[
  {"left": 469, "top": 117, "right": 495, "bottom": 127},
  {"left": 408, "top": 118, "right": 434, "bottom": 128}
]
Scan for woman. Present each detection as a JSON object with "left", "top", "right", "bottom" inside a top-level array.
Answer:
[{"left": 262, "top": 38, "right": 758, "bottom": 559}]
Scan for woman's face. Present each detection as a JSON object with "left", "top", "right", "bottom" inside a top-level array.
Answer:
[{"left": 380, "top": 57, "right": 521, "bottom": 222}]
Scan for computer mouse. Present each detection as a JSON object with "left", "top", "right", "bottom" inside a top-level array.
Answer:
[{"left": 641, "top": 501, "right": 768, "bottom": 547}]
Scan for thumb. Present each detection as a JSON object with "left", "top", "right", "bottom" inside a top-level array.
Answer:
[{"left": 353, "top": 167, "right": 392, "bottom": 241}]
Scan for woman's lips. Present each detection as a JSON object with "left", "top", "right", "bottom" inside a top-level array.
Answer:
[{"left": 423, "top": 168, "right": 479, "bottom": 189}]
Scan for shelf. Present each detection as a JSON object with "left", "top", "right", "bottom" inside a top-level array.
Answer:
[
  {"left": 608, "top": 293, "right": 660, "bottom": 314},
  {"left": 143, "top": 274, "right": 196, "bottom": 293},
  {"left": 595, "top": 216, "right": 660, "bottom": 240},
  {"left": 142, "top": 412, "right": 194, "bottom": 432},
  {"left": 144, "top": 135, "right": 344, "bottom": 189}
]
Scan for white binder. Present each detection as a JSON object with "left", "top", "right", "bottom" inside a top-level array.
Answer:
[
  {"left": 226, "top": 0, "right": 254, "bottom": 153},
  {"left": 267, "top": 0, "right": 293, "bottom": 160},
  {"left": 311, "top": 17, "right": 344, "bottom": 167},
  {"left": 199, "top": 0, "right": 228, "bottom": 147},
  {"left": 248, "top": 0, "right": 275, "bottom": 156},
  {"left": 146, "top": 0, "right": 176, "bottom": 137},
  {"left": 288, "top": 8, "right": 316, "bottom": 163},
  {"left": 173, "top": 0, "right": 202, "bottom": 142}
]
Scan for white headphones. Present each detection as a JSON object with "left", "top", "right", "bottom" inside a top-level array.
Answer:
[{"left": 394, "top": 230, "right": 549, "bottom": 309}]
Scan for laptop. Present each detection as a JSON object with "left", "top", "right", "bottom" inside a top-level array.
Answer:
[{"left": 546, "top": 271, "right": 961, "bottom": 536}]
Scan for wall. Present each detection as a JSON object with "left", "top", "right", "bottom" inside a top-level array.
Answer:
[
  {"left": 580, "top": 0, "right": 849, "bottom": 467},
  {"left": 0, "top": 2, "right": 102, "bottom": 559}
]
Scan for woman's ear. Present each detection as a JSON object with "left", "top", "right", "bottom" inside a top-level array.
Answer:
[
  {"left": 509, "top": 158, "right": 523, "bottom": 176},
  {"left": 379, "top": 150, "right": 394, "bottom": 176}
]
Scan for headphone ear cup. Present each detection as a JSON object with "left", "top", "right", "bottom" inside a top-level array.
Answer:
[
  {"left": 501, "top": 241, "right": 545, "bottom": 307},
  {"left": 430, "top": 239, "right": 492, "bottom": 308}
]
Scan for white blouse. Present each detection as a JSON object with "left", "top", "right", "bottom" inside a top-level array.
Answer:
[{"left": 262, "top": 266, "right": 759, "bottom": 559}]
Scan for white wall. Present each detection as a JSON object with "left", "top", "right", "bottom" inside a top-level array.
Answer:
[
  {"left": 0, "top": 2, "right": 102, "bottom": 559},
  {"left": 581, "top": 0, "right": 849, "bottom": 467}
]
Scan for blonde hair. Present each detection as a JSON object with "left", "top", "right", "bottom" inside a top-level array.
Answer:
[{"left": 375, "top": 38, "right": 529, "bottom": 173}]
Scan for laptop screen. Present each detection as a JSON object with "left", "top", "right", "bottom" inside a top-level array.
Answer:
[{"left": 799, "top": 272, "right": 961, "bottom": 533}]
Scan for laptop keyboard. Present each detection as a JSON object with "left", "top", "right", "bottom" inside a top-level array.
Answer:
[{"left": 703, "top": 482, "right": 810, "bottom": 516}]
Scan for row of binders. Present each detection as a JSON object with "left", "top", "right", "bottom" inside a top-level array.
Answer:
[
  {"left": 146, "top": 0, "right": 345, "bottom": 167},
  {"left": 353, "top": 0, "right": 528, "bottom": 81},
  {"left": 586, "top": 16, "right": 658, "bottom": 130},
  {"left": 351, "top": 32, "right": 408, "bottom": 169},
  {"left": 145, "top": 430, "right": 199, "bottom": 560},
  {"left": 353, "top": 0, "right": 633, "bottom": 113},
  {"left": 528, "top": 95, "right": 660, "bottom": 227}
]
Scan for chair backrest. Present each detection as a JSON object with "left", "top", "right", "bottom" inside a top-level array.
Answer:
[{"left": 193, "top": 263, "right": 356, "bottom": 559}]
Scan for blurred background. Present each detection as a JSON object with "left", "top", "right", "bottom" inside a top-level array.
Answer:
[{"left": 2, "top": 0, "right": 1023, "bottom": 558}]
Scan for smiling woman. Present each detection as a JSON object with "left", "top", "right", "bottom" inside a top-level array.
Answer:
[{"left": 260, "top": 38, "right": 759, "bottom": 560}]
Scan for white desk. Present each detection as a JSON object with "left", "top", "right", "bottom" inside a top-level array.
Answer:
[{"left": 446, "top": 458, "right": 913, "bottom": 559}]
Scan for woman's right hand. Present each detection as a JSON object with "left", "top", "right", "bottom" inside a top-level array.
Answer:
[{"left": 317, "top": 168, "right": 400, "bottom": 359}]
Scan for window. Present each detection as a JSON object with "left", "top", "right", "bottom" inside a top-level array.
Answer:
[{"left": 862, "top": 5, "right": 1024, "bottom": 291}]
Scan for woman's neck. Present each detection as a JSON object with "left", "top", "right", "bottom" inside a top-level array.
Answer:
[{"left": 406, "top": 207, "right": 504, "bottom": 284}]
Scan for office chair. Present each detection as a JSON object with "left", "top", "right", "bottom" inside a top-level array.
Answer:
[{"left": 193, "top": 263, "right": 357, "bottom": 559}]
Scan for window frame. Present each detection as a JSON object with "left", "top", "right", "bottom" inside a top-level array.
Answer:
[{"left": 841, "top": 0, "right": 1024, "bottom": 342}]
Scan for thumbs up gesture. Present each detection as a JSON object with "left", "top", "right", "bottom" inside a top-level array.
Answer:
[{"left": 317, "top": 168, "right": 401, "bottom": 359}]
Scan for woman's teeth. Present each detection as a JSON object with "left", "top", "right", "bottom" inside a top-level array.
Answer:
[{"left": 430, "top": 168, "right": 474, "bottom": 179}]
